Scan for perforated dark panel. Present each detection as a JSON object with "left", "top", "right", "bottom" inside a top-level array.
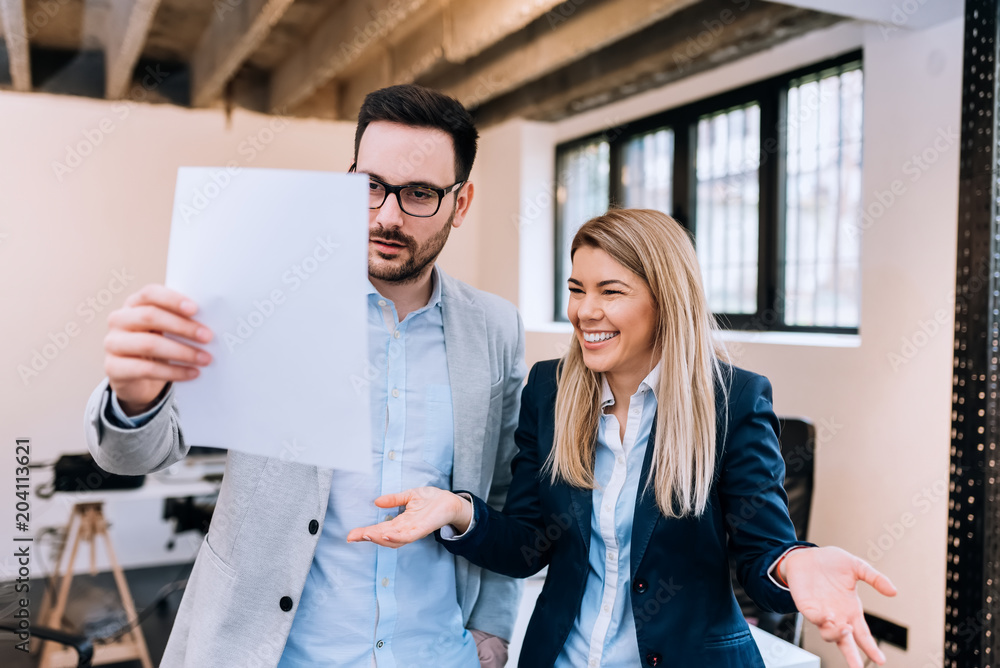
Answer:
[{"left": 947, "top": 2, "right": 1000, "bottom": 666}]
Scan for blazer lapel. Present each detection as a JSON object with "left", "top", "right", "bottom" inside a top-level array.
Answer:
[
  {"left": 630, "top": 415, "right": 660, "bottom": 577},
  {"left": 441, "top": 275, "right": 491, "bottom": 496},
  {"left": 569, "top": 484, "right": 593, "bottom": 547}
]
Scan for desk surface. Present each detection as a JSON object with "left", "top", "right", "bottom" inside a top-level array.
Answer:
[{"left": 42, "top": 457, "right": 223, "bottom": 503}]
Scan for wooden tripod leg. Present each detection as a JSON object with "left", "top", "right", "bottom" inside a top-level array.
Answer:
[
  {"left": 35, "top": 502, "right": 77, "bottom": 641},
  {"left": 98, "top": 511, "right": 153, "bottom": 668},
  {"left": 38, "top": 506, "right": 84, "bottom": 668}
]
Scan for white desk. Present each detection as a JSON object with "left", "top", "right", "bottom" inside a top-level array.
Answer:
[
  {"left": 44, "top": 456, "right": 224, "bottom": 503},
  {"left": 508, "top": 577, "right": 820, "bottom": 667},
  {"left": 33, "top": 458, "right": 223, "bottom": 572}
]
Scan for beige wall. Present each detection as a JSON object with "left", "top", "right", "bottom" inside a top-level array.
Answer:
[
  {"left": 470, "top": 18, "right": 961, "bottom": 666},
  {"left": 0, "top": 90, "right": 492, "bottom": 574},
  {"left": 0, "top": 95, "right": 362, "bottom": 571}
]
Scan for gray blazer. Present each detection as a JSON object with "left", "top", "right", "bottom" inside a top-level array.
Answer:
[{"left": 84, "top": 269, "right": 527, "bottom": 668}]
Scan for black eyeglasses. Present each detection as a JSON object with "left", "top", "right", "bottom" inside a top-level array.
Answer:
[{"left": 349, "top": 164, "right": 465, "bottom": 218}]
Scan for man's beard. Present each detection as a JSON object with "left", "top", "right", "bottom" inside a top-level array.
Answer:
[{"left": 368, "top": 210, "right": 454, "bottom": 284}]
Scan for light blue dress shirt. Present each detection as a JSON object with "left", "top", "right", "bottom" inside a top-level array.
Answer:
[
  {"left": 109, "top": 266, "right": 477, "bottom": 668},
  {"left": 555, "top": 364, "right": 660, "bottom": 668}
]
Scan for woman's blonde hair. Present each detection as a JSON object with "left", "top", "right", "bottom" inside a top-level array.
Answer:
[{"left": 549, "top": 208, "right": 729, "bottom": 518}]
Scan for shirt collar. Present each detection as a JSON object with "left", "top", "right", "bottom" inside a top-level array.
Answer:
[
  {"left": 599, "top": 362, "right": 662, "bottom": 409},
  {"left": 367, "top": 264, "right": 443, "bottom": 308}
]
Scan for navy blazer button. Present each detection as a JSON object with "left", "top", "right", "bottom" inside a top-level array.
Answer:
[
  {"left": 279, "top": 596, "right": 293, "bottom": 612},
  {"left": 309, "top": 519, "right": 319, "bottom": 534},
  {"left": 645, "top": 653, "right": 662, "bottom": 666},
  {"left": 633, "top": 579, "right": 648, "bottom": 594}
]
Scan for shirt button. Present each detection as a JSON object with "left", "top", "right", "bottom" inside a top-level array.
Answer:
[
  {"left": 393, "top": 330, "right": 401, "bottom": 339},
  {"left": 384, "top": 514, "right": 394, "bottom": 522},
  {"left": 631, "top": 408, "right": 640, "bottom": 416},
  {"left": 391, "top": 388, "right": 400, "bottom": 398},
  {"left": 377, "top": 299, "right": 387, "bottom": 307},
  {"left": 376, "top": 640, "right": 385, "bottom": 649},
  {"left": 603, "top": 604, "right": 611, "bottom": 613},
  {"left": 382, "top": 577, "right": 389, "bottom": 587},
  {"left": 608, "top": 550, "right": 617, "bottom": 560},
  {"left": 387, "top": 451, "right": 396, "bottom": 460}
]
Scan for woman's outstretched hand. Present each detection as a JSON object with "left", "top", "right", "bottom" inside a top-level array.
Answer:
[
  {"left": 783, "top": 546, "right": 897, "bottom": 668},
  {"left": 346, "top": 486, "right": 473, "bottom": 548}
]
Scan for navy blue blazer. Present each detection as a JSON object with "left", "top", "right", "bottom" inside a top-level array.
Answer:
[{"left": 439, "top": 359, "right": 813, "bottom": 667}]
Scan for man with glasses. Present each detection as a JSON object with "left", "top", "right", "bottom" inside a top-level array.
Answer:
[{"left": 84, "top": 84, "right": 525, "bottom": 668}]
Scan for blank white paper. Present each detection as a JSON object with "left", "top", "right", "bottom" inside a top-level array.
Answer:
[{"left": 164, "top": 167, "right": 371, "bottom": 473}]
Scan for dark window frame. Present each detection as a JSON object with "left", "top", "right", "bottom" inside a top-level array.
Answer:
[{"left": 553, "top": 49, "right": 864, "bottom": 334}]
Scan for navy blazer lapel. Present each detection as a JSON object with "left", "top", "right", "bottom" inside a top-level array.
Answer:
[
  {"left": 630, "top": 415, "right": 660, "bottom": 577},
  {"left": 568, "top": 483, "right": 593, "bottom": 547}
]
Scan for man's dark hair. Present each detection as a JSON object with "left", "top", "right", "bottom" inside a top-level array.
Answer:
[{"left": 354, "top": 84, "right": 479, "bottom": 183}]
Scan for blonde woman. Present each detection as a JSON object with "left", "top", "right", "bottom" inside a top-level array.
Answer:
[{"left": 349, "top": 209, "right": 896, "bottom": 668}]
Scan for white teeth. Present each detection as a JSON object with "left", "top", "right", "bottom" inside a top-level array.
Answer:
[{"left": 583, "top": 331, "right": 619, "bottom": 343}]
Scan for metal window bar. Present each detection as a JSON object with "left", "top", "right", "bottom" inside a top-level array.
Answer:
[
  {"left": 553, "top": 139, "right": 611, "bottom": 320},
  {"left": 784, "top": 62, "right": 863, "bottom": 328}
]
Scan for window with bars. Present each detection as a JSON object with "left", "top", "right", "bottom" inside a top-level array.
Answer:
[{"left": 552, "top": 52, "right": 863, "bottom": 333}]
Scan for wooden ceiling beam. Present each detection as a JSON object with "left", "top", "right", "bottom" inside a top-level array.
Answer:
[
  {"left": 326, "top": 0, "right": 569, "bottom": 119},
  {"left": 104, "top": 0, "right": 163, "bottom": 99},
  {"left": 432, "top": 0, "right": 700, "bottom": 110},
  {"left": 191, "top": 0, "right": 298, "bottom": 108},
  {"left": 268, "top": 0, "right": 432, "bottom": 114},
  {"left": 470, "top": 0, "right": 842, "bottom": 125},
  {"left": 0, "top": 0, "right": 30, "bottom": 90}
]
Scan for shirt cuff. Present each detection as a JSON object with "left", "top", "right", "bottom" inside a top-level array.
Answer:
[
  {"left": 107, "top": 388, "right": 169, "bottom": 429},
  {"left": 439, "top": 493, "right": 476, "bottom": 541},
  {"left": 767, "top": 545, "right": 810, "bottom": 591}
]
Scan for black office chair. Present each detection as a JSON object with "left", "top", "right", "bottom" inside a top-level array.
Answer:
[
  {"left": 731, "top": 416, "right": 816, "bottom": 646},
  {"left": 0, "top": 623, "right": 94, "bottom": 667}
]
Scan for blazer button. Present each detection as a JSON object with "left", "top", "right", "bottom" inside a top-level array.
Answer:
[
  {"left": 279, "top": 596, "right": 293, "bottom": 612},
  {"left": 633, "top": 579, "right": 648, "bottom": 594},
  {"left": 645, "top": 653, "right": 662, "bottom": 666},
  {"left": 308, "top": 519, "right": 319, "bottom": 535}
]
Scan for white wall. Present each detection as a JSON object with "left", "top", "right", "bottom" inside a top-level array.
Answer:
[{"left": 474, "top": 18, "right": 962, "bottom": 666}]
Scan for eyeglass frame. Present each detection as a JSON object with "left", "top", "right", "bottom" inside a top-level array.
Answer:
[{"left": 349, "top": 163, "right": 466, "bottom": 218}]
